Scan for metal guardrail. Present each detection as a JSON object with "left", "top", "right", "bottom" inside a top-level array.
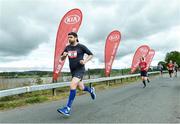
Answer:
[{"left": 0, "top": 71, "right": 160, "bottom": 98}]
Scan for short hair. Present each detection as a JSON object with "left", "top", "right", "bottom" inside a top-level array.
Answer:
[{"left": 68, "top": 32, "right": 78, "bottom": 38}]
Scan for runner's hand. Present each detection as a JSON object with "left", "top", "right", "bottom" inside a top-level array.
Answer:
[
  {"left": 62, "top": 52, "right": 68, "bottom": 57},
  {"left": 80, "top": 60, "right": 85, "bottom": 65},
  {"left": 145, "top": 68, "right": 148, "bottom": 71},
  {"left": 61, "top": 52, "right": 68, "bottom": 61}
]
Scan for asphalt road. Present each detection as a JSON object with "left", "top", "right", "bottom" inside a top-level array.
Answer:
[{"left": 0, "top": 73, "right": 180, "bottom": 123}]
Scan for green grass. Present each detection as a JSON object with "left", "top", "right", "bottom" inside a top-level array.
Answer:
[{"left": 25, "top": 96, "right": 48, "bottom": 104}]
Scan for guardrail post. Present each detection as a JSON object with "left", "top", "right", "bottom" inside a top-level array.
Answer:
[
  {"left": 53, "top": 89, "right": 56, "bottom": 96},
  {"left": 88, "top": 69, "right": 92, "bottom": 88},
  {"left": 107, "top": 81, "right": 110, "bottom": 87},
  {"left": 52, "top": 79, "right": 57, "bottom": 96},
  {"left": 114, "top": 80, "right": 116, "bottom": 84},
  {"left": 106, "top": 74, "right": 110, "bottom": 86},
  {"left": 121, "top": 69, "right": 124, "bottom": 75}
]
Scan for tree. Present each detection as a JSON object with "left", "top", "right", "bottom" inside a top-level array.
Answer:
[{"left": 165, "top": 51, "right": 180, "bottom": 66}]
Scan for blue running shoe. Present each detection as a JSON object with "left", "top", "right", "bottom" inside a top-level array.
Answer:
[
  {"left": 57, "top": 106, "right": 71, "bottom": 116},
  {"left": 90, "top": 87, "right": 96, "bottom": 100}
]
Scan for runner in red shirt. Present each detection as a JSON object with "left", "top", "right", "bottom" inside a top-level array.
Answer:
[
  {"left": 139, "top": 57, "right": 148, "bottom": 88},
  {"left": 167, "top": 60, "right": 174, "bottom": 78}
]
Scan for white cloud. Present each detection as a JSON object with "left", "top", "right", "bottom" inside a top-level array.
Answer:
[{"left": 0, "top": 0, "right": 179, "bottom": 72}]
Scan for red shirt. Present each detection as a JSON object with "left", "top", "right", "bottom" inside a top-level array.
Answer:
[
  {"left": 139, "top": 61, "right": 147, "bottom": 71},
  {"left": 167, "top": 63, "right": 174, "bottom": 70}
]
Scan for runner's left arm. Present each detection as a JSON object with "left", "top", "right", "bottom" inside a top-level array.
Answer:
[{"left": 80, "top": 44, "right": 93, "bottom": 64}]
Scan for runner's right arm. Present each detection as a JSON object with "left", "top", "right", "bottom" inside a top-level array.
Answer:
[
  {"left": 61, "top": 52, "right": 68, "bottom": 61},
  {"left": 61, "top": 47, "right": 68, "bottom": 61}
]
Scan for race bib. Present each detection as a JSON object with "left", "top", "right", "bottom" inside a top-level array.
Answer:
[{"left": 68, "top": 51, "right": 77, "bottom": 58}]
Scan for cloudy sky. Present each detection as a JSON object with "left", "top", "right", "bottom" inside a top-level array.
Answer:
[{"left": 0, "top": 0, "right": 180, "bottom": 72}]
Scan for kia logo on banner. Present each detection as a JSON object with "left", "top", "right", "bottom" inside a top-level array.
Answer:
[
  {"left": 64, "top": 15, "right": 80, "bottom": 24},
  {"left": 105, "top": 30, "right": 121, "bottom": 77},
  {"left": 131, "top": 45, "right": 150, "bottom": 73},
  {"left": 146, "top": 49, "right": 155, "bottom": 70},
  {"left": 139, "top": 47, "right": 149, "bottom": 53},
  {"left": 53, "top": 8, "right": 83, "bottom": 81},
  {"left": 109, "top": 34, "right": 120, "bottom": 41}
]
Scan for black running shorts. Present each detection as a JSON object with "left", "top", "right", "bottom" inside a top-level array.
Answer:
[
  {"left": 168, "top": 70, "right": 173, "bottom": 74},
  {"left": 140, "top": 71, "right": 147, "bottom": 77},
  {"left": 71, "top": 68, "right": 85, "bottom": 81}
]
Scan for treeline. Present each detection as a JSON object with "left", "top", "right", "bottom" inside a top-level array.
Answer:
[
  {"left": 158, "top": 51, "right": 180, "bottom": 69},
  {"left": 0, "top": 67, "right": 161, "bottom": 78},
  {"left": 0, "top": 71, "right": 52, "bottom": 78},
  {"left": 0, "top": 68, "right": 133, "bottom": 78},
  {"left": 87, "top": 68, "right": 131, "bottom": 77}
]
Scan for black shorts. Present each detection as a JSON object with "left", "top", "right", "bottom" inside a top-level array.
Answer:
[
  {"left": 71, "top": 68, "right": 85, "bottom": 81},
  {"left": 168, "top": 70, "right": 173, "bottom": 74},
  {"left": 140, "top": 71, "right": 147, "bottom": 77}
]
